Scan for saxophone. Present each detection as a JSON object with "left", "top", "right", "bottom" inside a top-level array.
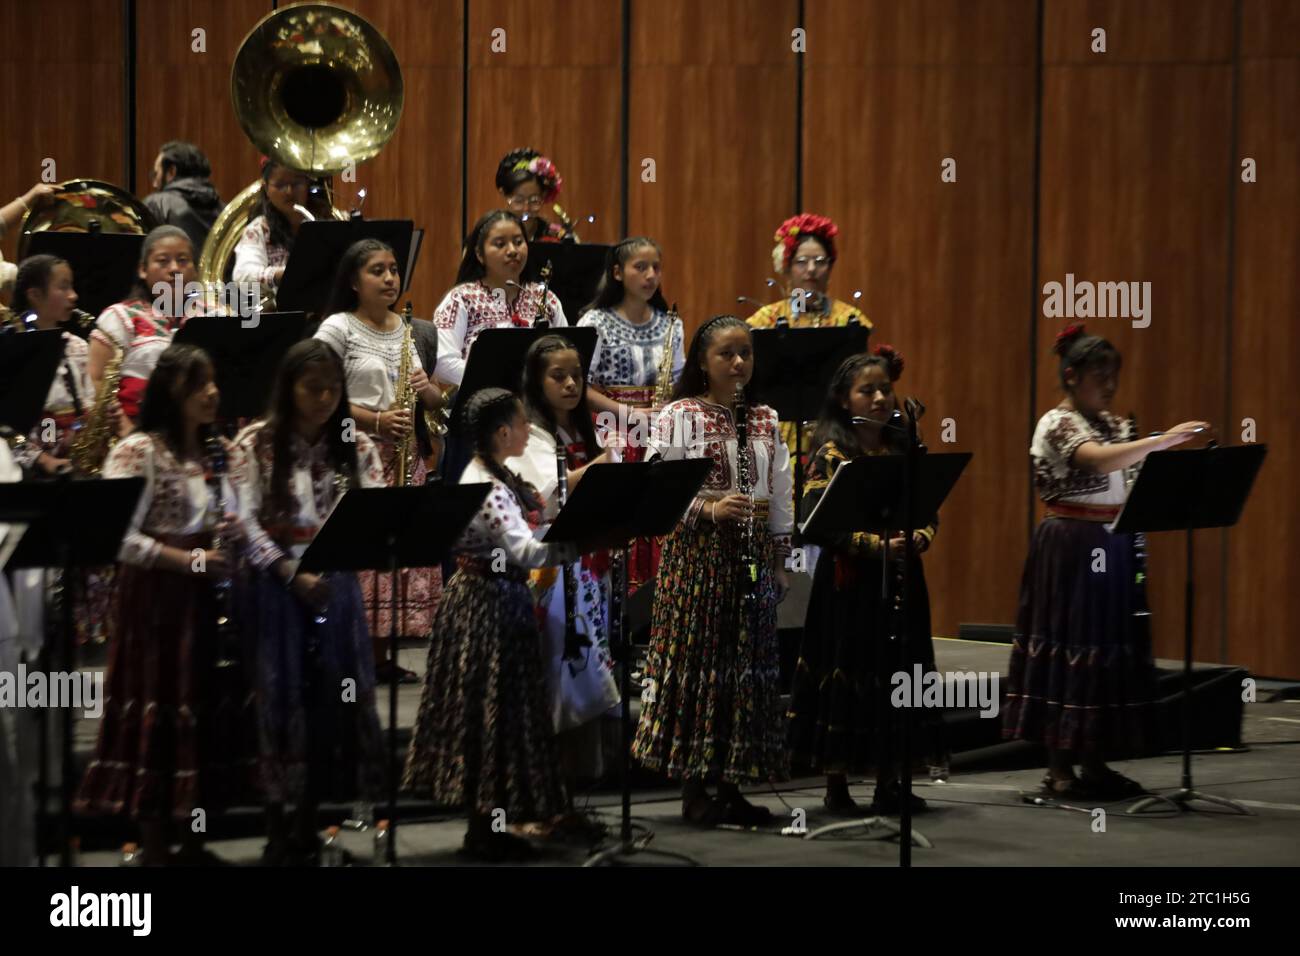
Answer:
[
  {"left": 70, "top": 333, "right": 123, "bottom": 477},
  {"left": 653, "top": 303, "right": 678, "bottom": 407},
  {"left": 531, "top": 261, "right": 554, "bottom": 328},
  {"left": 393, "top": 302, "right": 418, "bottom": 487}
]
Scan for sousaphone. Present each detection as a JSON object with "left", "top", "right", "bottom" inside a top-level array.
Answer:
[
  {"left": 199, "top": 2, "right": 404, "bottom": 289},
  {"left": 16, "top": 179, "right": 157, "bottom": 260}
]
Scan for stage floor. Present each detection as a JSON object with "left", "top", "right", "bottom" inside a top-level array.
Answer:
[{"left": 66, "top": 638, "right": 1300, "bottom": 867}]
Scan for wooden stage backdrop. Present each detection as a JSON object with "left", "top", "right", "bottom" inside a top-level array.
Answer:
[{"left": 2, "top": 0, "right": 1296, "bottom": 677}]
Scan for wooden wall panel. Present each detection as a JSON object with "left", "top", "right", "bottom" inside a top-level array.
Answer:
[
  {"left": 1044, "top": 0, "right": 1234, "bottom": 63},
  {"left": 1227, "top": 57, "right": 1300, "bottom": 678},
  {"left": 1, "top": 0, "right": 125, "bottom": 264},
  {"left": 466, "top": 0, "right": 622, "bottom": 280},
  {"left": 1039, "top": 6, "right": 1235, "bottom": 665},
  {"left": 627, "top": 0, "right": 798, "bottom": 335},
  {"left": 347, "top": 0, "right": 463, "bottom": 313},
  {"left": 803, "top": 0, "right": 1038, "bottom": 642}
]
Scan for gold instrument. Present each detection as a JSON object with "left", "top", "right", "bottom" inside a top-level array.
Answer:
[
  {"left": 531, "top": 261, "right": 554, "bottom": 327},
  {"left": 69, "top": 333, "right": 123, "bottom": 477},
  {"left": 393, "top": 302, "right": 418, "bottom": 487},
  {"left": 16, "top": 179, "right": 156, "bottom": 261},
  {"left": 654, "top": 302, "right": 679, "bottom": 407},
  {"left": 199, "top": 2, "right": 404, "bottom": 294}
]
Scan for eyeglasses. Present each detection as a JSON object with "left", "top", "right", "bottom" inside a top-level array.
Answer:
[
  {"left": 792, "top": 256, "right": 830, "bottom": 269},
  {"left": 269, "top": 178, "right": 311, "bottom": 194},
  {"left": 507, "top": 195, "right": 545, "bottom": 211}
]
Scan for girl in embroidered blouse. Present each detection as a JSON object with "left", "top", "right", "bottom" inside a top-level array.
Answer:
[
  {"left": 506, "top": 336, "right": 619, "bottom": 805},
  {"left": 88, "top": 225, "right": 197, "bottom": 423},
  {"left": 237, "top": 339, "right": 387, "bottom": 865},
  {"left": 403, "top": 388, "right": 578, "bottom": 862},
  {"left": 432, "top": 210, "right": 567, "bottom": 389},
  {"left": 631, "top": 315, "right": 793, "bottom": 827},
  {"left": 786, "top": 348, "right": 947, "bottom": 816},
  {"left": 77, "top": 344, "right": 256, "bottom": 866},
  {"left": 315, "top": 239, "right": 444, "bottom": 679},
  {"left": 232, "top": 159, "right": 332, "bottom": 305},
  {"left": 7, "top": 254, "right": 92, "bottom": 476},
  {"left": 1002, "top": 324, "right": 1208, "bottom": 801}
]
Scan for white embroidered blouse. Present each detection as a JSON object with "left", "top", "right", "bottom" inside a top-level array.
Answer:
[
  {"left": 648, "top": 396, "right": 794, "bottom": 552},
  {"left": 576, "top": 306, "right": 685, "bottom": 392},
  {"left": 232, "top": 215, "right": 289, "bottom": 292},
  {"left": 103, "top": 431, "right": 248, "bottom": 568},
  {"left": 455, "top": 458, "right": 576, "bottom": 568},
  {"left": 314, "top": 311, "right": 424, "bottom": 411},
  {"left": 236, "top": 421, "right": 387, "bottom": 570},
  {"left": 432, "top": 280, "right": 567, "bottom": 386},
  {"left": 1031, "top": 404, "right": 1138, "bottom": 506}
]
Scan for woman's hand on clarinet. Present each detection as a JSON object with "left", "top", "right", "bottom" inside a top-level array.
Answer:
[
  {"left": 1158, "top": 421, "right": 1212, "bottom": 449},
  {"left": 712, "top": 494, "right": 753, "bottom": 524},
  {"left": 196, "top": 548, "right": 231, "bottom": 579},
  {"left": 378, "top": 407, "right": 412, "bottom": 440}
]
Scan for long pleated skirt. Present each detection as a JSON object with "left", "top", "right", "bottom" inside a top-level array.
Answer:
[
  {"left": 402, "top": 565, "right": 566, "bottom": 821},
  {"left": 250, "top": 570, "right": 384, "bottom": 807},
  {"left": 1001, "top": 517, "right": 1156, "bottom": 756},
  {"left": 76, "top": 539, "right": 258, "bottom": 821},
  {"left": 786, "top": 549, "right": 947, "bottom": 775},
  {"left": 631, "top": 521, "right": 788, "bottom": 784}
]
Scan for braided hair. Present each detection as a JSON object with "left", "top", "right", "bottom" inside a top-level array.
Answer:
[
  {"left": 465, "top": 387, "right": 543, "bottom": 513},
  {"left": 1054, "top": 323, "right": 1121, "bottom": 389}
]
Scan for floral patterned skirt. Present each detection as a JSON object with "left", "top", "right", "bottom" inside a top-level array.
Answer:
[
  {"left": 402, "top": 566, "right": 566, "bottom": 821},
  {"left": 1001, "top": 518, "right": 1156, "bottom": 756},
  {"left": 362, "top": 438, "right": 442, "bottom": 639},
  {"left": 631, "top": 521, "right": 788, "bottom": 784},
  {"left": 76, "top": 540, "right": 259, "bottom": 821},
  {"left": 249, "top": 570, "right": 383, "bottom": 807}
]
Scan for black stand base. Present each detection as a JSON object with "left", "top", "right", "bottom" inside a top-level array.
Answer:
[{"left": 1129, "top": 788, "right": 1251, "bottom": 816}]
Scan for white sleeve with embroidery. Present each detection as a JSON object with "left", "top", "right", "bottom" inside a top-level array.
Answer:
[
  {"left": 103, "top": 436, "right": 161, "bottom": 567},
  {"left": 433, "top": 290, "right": 469, "bottom": 386},
  {"left": 232, "top": 221, "right": 278, "bottom": 289},
  {"left": 484, "top": 484, "right": 572, "bottom": 569}
]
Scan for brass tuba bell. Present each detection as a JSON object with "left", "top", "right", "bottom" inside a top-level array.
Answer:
[
  {"left": 16, "top": 179, "right": 157, "bottom": 261},
  {"left": 199, "top": 2, "right": 404, "bottom": 290}
]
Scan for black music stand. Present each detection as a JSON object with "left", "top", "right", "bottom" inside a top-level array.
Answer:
[
  {"left": 1, "top": 478, "right": 144, "bottom": 867},
  {"left": 751, "top": 326, "right": 870, "bottom": 511},
  {"left": 277, "top": 219, "right": 417, "bottom": 315},
  {"left": 0, "top": 330, "right": 64, "bottom": 442},
  {"left": 174, "top": 312, "right": 309, "bottom": 424},
  {"left": 440, "top": 327, "right": 598, "bottom": 487},
  {"left": 523, "top": 243, "right": 610, "bottom": 323},
  {"left": 297, "top": 482, "right": 490, "bottom": 864},
  {"left": 1116, "top": 445, "right": 1267, "bottom": 816},
  {"left": 27, "top": 232, "right": 145, "bottom": 324},
  {"left": 552, "top": 458, "right": 712, "bottom": 867},
  {"left": 800, "top": 440, "right": 969, "bottom": 865}
]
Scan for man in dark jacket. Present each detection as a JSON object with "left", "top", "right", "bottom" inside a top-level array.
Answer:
[{"left": 142, "top": 141, "right": 223, "bottom": 253}]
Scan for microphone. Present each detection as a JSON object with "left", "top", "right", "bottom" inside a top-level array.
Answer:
[{"left": 350, "top": 187, "right": 368, "bottom": 220}]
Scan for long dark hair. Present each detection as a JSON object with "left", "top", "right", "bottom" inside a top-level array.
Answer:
[
  {"left": 128, "top": 225, "right": 194, "bottom": 301},
  {"left": 581, "top": 236, "right": 669, "bottom": 316},
  {"left": 811, "top": 352, "right": 905, "bottom": 459},
  {"left": 465, "top": 387, "right": 542, "bottom": 512},
  {"left": 138, "top": 343, "right": 215, "bottom": 455},
  {"left": 261, "top": 339, "right": 359, "bottom": 520},
  {"left": 521, "top": 334, "right": 599, "bottom": 453},
  {"left": 453, "top": 210, "right": 527, "bottom": 285},
  {"left": 322, "top": 238, "right": 397, "bottom": 318},
  {"left": 672, "top": 314, "right": 756, "bottom": 405},
  {"left": 259, "top": 159, "right": 299, "bottom": 254},
  {"left": 1054, "top": 323, "right": 1121, "bottom": 390},
  {"left": 11, "top": 254, "right": 67, "bottom": 314}
]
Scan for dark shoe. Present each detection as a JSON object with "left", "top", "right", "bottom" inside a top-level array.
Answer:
[
  {"left": 719, "top": 793, "right": 775, "bottom": 828},
  {"left": 458, "top": 829, "right": 538, "bottom": 863},
  {"left": 681, "top": 793, "right": 726, "bottom": 827},
  {"left": 171, "top": 846, "right": 234, "bottom": 867},
  {"left": 870, "top": 782, "right": 928, "bottom": 815},
  {"left": 823, "top": 792, "right": 869, "bottom": 818},
  {"left": 375, "top": 661, "right": 419, "bottom": 684},
  {"left": 1038, "top": 773, "right": 1095, "bottom": 802},
  {"left": 1079, "top": 767, "right": 1148, "bottom": 801}
]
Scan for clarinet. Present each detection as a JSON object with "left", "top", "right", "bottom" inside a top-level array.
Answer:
[
  {"left": 204, "top": 433, "right": 240, "bottom": 670},
  {"left": 555, "top": 430, "right": 590, "bottom": 660},
  {"left": 733, "top": 383, "right": 759, "bottom": 604}
]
